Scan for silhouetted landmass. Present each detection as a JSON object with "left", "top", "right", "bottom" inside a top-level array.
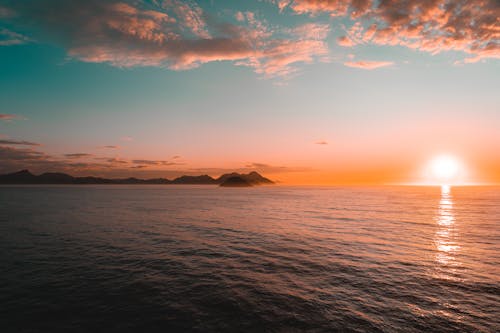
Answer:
[
  {"left": 216, "top": 171, "right": 273, "bottom": 185},
  {"left": 220, "top": 176, "right": 252, "bottom": 187},
  {"left": 171, "top": 175, "right": 217, "bottom": 184},
  {"left": 0, "top": 170, "right": 274, "bottom": 186}
]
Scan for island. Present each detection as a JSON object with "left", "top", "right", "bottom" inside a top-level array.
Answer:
[
  {"left": 219, "top": 176, "right": 252, "bottom": 187},
  {"left": 0, "top": 169, "right": 274, "bottom": 186}
]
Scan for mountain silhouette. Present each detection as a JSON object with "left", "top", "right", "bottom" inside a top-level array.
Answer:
[
  {"left": 216, "top": 171, "right": 273, "bottom": 185},
  {"left": 0, "top": 170, "right": 274, "bottom": 185},
  {"left": 219, "top": 176, "right": 252, "bottom": 187},
  {"left": 171, "top": 175, "right": 217, "bottom": 184}
]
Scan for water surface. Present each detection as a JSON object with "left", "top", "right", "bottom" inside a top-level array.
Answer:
[{"left": 1, "top": 185, "right": 499, "bottom": 332}]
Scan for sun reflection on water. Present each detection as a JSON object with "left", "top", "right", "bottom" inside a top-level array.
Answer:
[{"left": 434, "top": 185, "right": 461, "bottom": 273}]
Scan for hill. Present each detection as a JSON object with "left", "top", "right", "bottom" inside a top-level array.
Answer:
[
  {"left": 0, "top": 170, "right": 274, "bottom": 185},
  {"left": 219, "top": 176, "right": 252, "bottom": 187}
]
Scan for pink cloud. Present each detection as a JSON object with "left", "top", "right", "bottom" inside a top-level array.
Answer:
[
  {"left": 337, "top": 36, "right": 355, "bottom": 47},
  {"left": 344, "top": 60, "right": 394, "bottom": 69},
  {"left": 291, "top": 23, "right": 330, "bottom": 40},
  {"left": 162, "top": 0, "right": 210, "bottom": 39},
  {"left": 283, "top": 0, "right": 500, "bottom": 63},
  {"left": 289, "top": 0, "right": 352, "bottom": 17},
  {"left": 4, "top": 1, "right": 330, "bottom": 79},
  {"left": 0, "top": 114, "right": 23, "bottom": 121},
  {"left": 235, "top": 11, "right": 245, "bottom": 22}
]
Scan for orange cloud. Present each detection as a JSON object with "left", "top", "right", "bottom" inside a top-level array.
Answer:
[
  {"left": 344, "top": 60, "right": 393, "bottom": 69},
  {"left": 291, "top": 23, "right": 330, "bottom": 40},
  {"left": 337, "top": 36, "right": 355, "bottom": 47},
  {"left": 283, "top": 0, "right": 500, "bottom": 62},
  {"left": 287, "top": 0, "right": 353, "bottom": 17},
  {"left": 0, "top": 114, "right": 22, "bottom": 121}
]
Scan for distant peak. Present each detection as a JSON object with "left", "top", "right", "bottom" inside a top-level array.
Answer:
[{"left": 16, "top": 169, "right": 33, "bottom": 175}]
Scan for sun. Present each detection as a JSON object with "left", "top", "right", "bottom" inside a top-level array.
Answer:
[{"left": 427, "top": 155, "right": 461, "bottom": 185}]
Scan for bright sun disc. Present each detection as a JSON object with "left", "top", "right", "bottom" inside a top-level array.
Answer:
[{"left": 429, "top": 155, "right": 460, "bottom": 183}]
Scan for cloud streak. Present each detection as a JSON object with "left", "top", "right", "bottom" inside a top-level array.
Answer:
[
  {"left": 344, "top": 60, "right": 393, "bottom": 69},
  {"left": 0, "top": 114, "right": 22, "bottom": 121},
  {"left": 0, "top": 28, "right": 30, "bottom": 46},
  {"left": 0, "top": 139, "right": 40, "bottom": 146},
  {"left": 64, "top": 153, "right": 93, "bottom": 159},
  {"left": 132, "top": 159, "right": 182, "bottom": 166}
]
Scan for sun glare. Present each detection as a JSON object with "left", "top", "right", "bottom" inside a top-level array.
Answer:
[{"left": 427, "top": 155, "right": 462, "bottom": 185}]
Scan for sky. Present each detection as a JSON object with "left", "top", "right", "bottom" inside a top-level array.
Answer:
[{"left": 0, "top": 0, "right": 499, "bottom": 184}]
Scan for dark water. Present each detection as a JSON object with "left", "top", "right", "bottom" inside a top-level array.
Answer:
[{"left": 1, "top": 185, "right": 499, "bottom": 332}]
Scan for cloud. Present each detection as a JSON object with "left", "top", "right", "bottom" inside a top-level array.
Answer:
[
  {"left": 132, "top": 159, "right": 182, "bottom": 166},
  {"left": 0, "top": 144, "right": 179, "bottom": 175},
  {"left": 0, "top": 6, "right": 14, "bottom": 18},
  {"left": 163, "top": 0, "right": 210, "bottom": 38},
  {"left": 3, "top": 0, "right": 329, "bottom": 79},
  {"left": 64, "top": 153, "right": 93, "bottom": 159},
  {"left": 0, "top": 139, "right": 40, "bottom": 146},
  {"left": 245, "top": 162, "right": 272, "bottom": 168},
  {"left": 315, "top": 140, "right": 328, "bottom": 145},
  {"left": 337, "top": 36, "right": 355, "bottom": 47},
  {"left": 290, "top": 23, "right": 330, "bottom": 40},
  {"left": 94, "top": 157, "right": 129, "bottom": 165},
  {"left": 101, "top": 145, "right": 120, "bottom": 149},
  {"left": 0, "top": 114, "right": 23, "bottom": 121},
  {"left": 285, "top": 0, "right": 355, "bottom": 17},
  {"left": 280, "top": 0, "right": 500, "bottom": 63},
  {"left": 243, "top": 162, "right": 312, "bottom": 174},
  {"left": 344, "top": 60, "right": 393, "bottom": 69},
  {"left": 130, "top": 165, "right": 148, "bottom": 169},
  {"left": 0, "top": 145, "right": 46, "bottom": 161},
  {"left": 0, "top": 145, "right": 80, "bottom": 174},
  {"left": 0, "top": 28, "right": 30, "bottom": 46}
]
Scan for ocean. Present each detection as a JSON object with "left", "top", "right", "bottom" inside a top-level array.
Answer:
[{"left": 1, "top": 185, "right": 499, "bottom": 332}]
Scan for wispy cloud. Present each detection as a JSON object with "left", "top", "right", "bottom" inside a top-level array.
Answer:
[
  {"left": 94, "top": 157, "right": 129, "bottom": 165},
  {"left": 0, "top": 28, "right": 30, "bottom": 46},
  {"left": 132, "top": 159, "right": 183, "bottom": 166},
  {"left": 0, "top": 139, "right": 40, "bottom": 146},
  {"left": 243, "top": 162, "right": 312, "bottom": 174},
  {"left": 64, "top": 153, "right": 93, "bottom": 159},
  {"left": 315, "top": 140, "right": 328, "bottom": 145},
  {"left": 0, "top": 114, "right": 23, "bottom": 121},
  {"left": 0, "top": 6, "right": 14, "bottom": 18},
  {"left": 344, "top": 60, "right": 393, "bottom": 69}
]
